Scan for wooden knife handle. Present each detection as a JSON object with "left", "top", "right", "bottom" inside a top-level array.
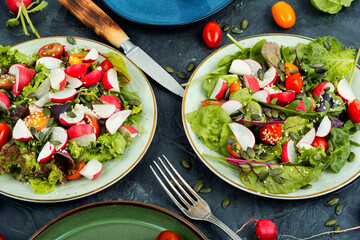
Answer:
[{"left": 58, "top": 0, "right": 129, "bottom": 48}]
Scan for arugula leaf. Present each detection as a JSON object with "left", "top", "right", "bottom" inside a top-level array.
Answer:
[{"left": 281, "top": 45, "right": 296, "bottom": 64}]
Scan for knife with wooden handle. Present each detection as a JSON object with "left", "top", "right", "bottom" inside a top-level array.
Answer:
[{"left": 58, "top": 0, "right": 185, "bottom": 97}]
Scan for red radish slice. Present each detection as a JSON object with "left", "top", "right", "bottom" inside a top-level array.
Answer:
[
  {"left": 12, "top": 66, "right": 35, "bottom": 96},
  {"left": 83, "top": 48, "right": 99, "bottom": 63},
  {"left": 77, "top": 120, "right": 87, "bottom": 125},
  {"left": 297, "top": 142, "right": 313, "bottom": 150},
  {"left": 220, "top": 100, "right": 243, "bottom": 115},
  {"left": 209, "top": 78, "right": 228, "bottom": 99},
  {"left": 0, "top": 92, "right": 10, "bottom": 109},
  {"left": 281, "top": 139, "right": 297, "bottom": 163},
  {"left": 102, "top": 68, "right": 120, "bottom": 92},
  {"left": 80, "top": 159, "right": 103, "bottom": 180},
  {"left": 228, "top": 122, "right": 256, "bottom": 149},
  {"left": 252, "top": 90, "right": 270, "bottom": 103},
  {"left": 74, "top": 104, "right": 99, "bottom": 120},
  {"left": 52, "top": 127, "right": 68, "bottom": 151},
  {"left": 37, "top": 142, "right": 56, "bottom": 163},
  {"left": 8, "top": 63, "right": 28, "bottom": 74},
  {"left": 243, "top": 75, "right": 260, "bottom": 92},
  {"left": 106, "top": 110, "right": 132, "bottom": 135},
  {"left": 316, "top": 116, "right": 332, "bottom": 137},
  {"left": 50, "top": 88, "right": 77, "bottom": 103},
  {"left": 68, "top": 124, "right": 96, "bottom": 147},
  {"left": 270, "top": 91, "right": 296, "bottom": 106},
  {"left": 99, "top": 95, "right": 121, "bottom": 110},
  {"left": 81, "top": 66, "right": 103, "bottom": 87},
  {"left": 294, "top": 100, "right": 315, "bottom": 111},
  {"left": 259, "top": 66, "right": 277, "bottom": 89},
  {"left": 50, "top": 68, "right": 67, "bottom": 91},
  {"left": 13, "top": 119, "right": 33, "bottom": 141},
  {"left": 66, "top": 75, "right": 83, "bottom": 89},
  {"left": 34, "top": 92, "right": 51, "bottom": 108},
  {"left": 229, "top": 59, "right": 252, "bottom": 76},
  {"left": 36, "top": 57, "right": 63, "bottom": 70},
  {"left": 312, "top": 82, "right": 334, "bottom": 97},
  {"left": 337, "top": 78, "right": 356, "bottom": 104},
  {"left": 296, "top": 128, "right": 316, "bottom": 148},
  {"left": 59, "top": 110, "right": 84, "bottom": 126},
  {"left": 92, "top": 104, "right": 116, "bottom": 119},
  {"left": 119, "top": 125, "right": 138, "bottom": 138},
  {"left": 64, "top": 64, "right": 88, "bottom": 79},
  {"left": 243, "top": 59, "right": 262, "bottom": 78}
]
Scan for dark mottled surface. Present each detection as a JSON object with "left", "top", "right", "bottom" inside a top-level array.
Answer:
[{"left": 0, "top": 0, "right": 360, "bottom": 239}]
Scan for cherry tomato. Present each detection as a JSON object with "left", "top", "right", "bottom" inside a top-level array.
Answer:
[
  {"left": 65, "top": 160, "right": 86, "bottom": 181},
  {"left": 260, "top": 124, "right": 282, "bottom": 145},
  {"left": 0, "top": 123, "right": 10, "bottom": 150},
  {"left": 272, "top": 1, "right": 296, "bottom": 29},
  {"left": 84, "top": 114, "right": 100, "bottom": 137},
  {"left": 0, "top": 74, "right": 15, "bottom": 90},
  {"left": 69, "top": 53, "right": 92, "bottom": 67},
  {"left": 312, "top": 136, "right": 328, "bottom": 151},
  {"left": 284, "top": 62, "right": 299, "bottom": 76},
  {"left": 23, "top": 111, "right": 50, "bottom": 132},
  {"left": 201, "top": 98, "right": 226, "bottom": 107},
  {"left": 38, "top": 43, "right": 64, "bottom": 59},
  {"left": 229, "top": 80, "right": 241, "bottom": 95},
  {"left": 226, "top": 135, "right": 242, "bottom": 158},
  {"left": 285, "top": 73, "right": 303, "bottom": 93},
  {"left": 155, "top": 230, "right": 181, "bottom": 240},
  {"left": 202, "top": 22, "right": 222, "bottom": 48},
  {"left": 100, "top": 59, "right": 114, "bottom": 73},
  {"left": 348, "top": 99, "right": 360, "bottom": 123}
]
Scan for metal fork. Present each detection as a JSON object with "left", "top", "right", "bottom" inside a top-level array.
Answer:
[{"left": 150, "top": 155, "right": 242, "bottom": 240}]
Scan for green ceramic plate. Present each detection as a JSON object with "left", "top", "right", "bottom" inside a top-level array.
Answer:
[{"left": 30, "top": 201, "right": 207, "bottom": 240}]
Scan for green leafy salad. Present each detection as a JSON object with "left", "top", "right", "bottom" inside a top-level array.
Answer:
[
  {"left": 185, "top": 36, "right": 360, "bottom": 194},
  {"left": 0, "top": 42, "right": 143, "bottom": 194}
]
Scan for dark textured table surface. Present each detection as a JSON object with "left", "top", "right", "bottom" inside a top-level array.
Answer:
[{"left": 0, "top": 0, "right": 360, "bottom": 239}]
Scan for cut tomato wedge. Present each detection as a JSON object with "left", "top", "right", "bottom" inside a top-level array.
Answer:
[{"left": 65, "top": 160, "right": 86, "bottom": 181}]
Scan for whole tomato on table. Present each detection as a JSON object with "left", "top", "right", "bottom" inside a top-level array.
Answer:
[
  {"left": 272, "top": 1, "right": 296, "bottom": 29},
  {"left": 202, "top": 22, "right": 222, "bottom": 48}
]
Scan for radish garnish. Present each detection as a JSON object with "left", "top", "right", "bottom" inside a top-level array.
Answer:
[
  {"left": 92, "top": 104, "right": 116, "bottom": 119},
  {"left": 83, "top": 48, "right": 99, "bottom": 63},
  {"left": 80, "top": 159, "right": 103, "bottom": 180},
  {"left": 106, "top": 110, "right": 132, "bottom": 135},
  {"left": 235, "top": 218, "right": 278, "bottom": 240},
  {"left": 13, "top": 119, "right": 33, "bottom": 141},
  {"left": 229, "top": 59, "right": 252, "bottom": 76},
  {"left": 50, "top": 68, "right": 67, "bottom": 91},
  {"left": 64, "top": 64, "right": 88, "bottom": 79},
  {"left": 220, "top": 100, "right": 243, "bottom": 115},
  {"left": 228, "top": 122, "right": 256, "bottom": 149},
  {"left": 316, "top": 116, "right": 331, "bottom": 137},
  {"left": 36, "top": 57, "right": 63, "bottom": 70},
  {"left": 119, "top": 125, "right": 138, "bottom": 138},
  {"left": 37, "top": 142, "right": 55, "bottom": 163},
  {"left": 0, "top": 92, "right": 10, "bottom": 109},
  {"left": 81, "top": 66, "right": 103, "bottom": 87},
  {"left": 209, "top": 78, "right": 228, "bottom": 100},
  {"left": 102, "top": 68, "right": 120, "bottom": 92}
]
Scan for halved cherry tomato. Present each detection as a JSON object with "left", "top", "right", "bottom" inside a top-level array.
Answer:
[
  {"left": 23, "top": 111, "right": 50, "bottom": 132},
  {"left": 84, "top": 114, "right": 100, "bottom": 137},
  {"left": 38, "top": 43, "right": 64, "bottom": 59},
  {"left": 312, "top": 136, "right": 328, "bottom": 151},
  {"left": 260, "top": 124, "right": 282, "bottom": 145},
  {"left": 0, "top": 74, "right": 16, "bottom": 90},
  {"left": 100, "top": 59, "right": 114, "bottom": 73},
  {"left": 65, "top": 160, "right": 86, "bottom": 181},
  {"left": 285, "top": 73, "right": 303, "bottom": 93},
  {"left": 226, "top": 135, "right": 242, "bottom": 158},
  {"left": 155, "top": 230, "right": 181, "bottom": 240},
  {"left": 202, "top": 22, "right": 222, "bottom": 48},
  {"left": 201, "top": 98, "right": 226, "bottom": 107},
  {"left": 272, "top": 1, "right": 296, "bottom": 29},
  {"left": 69, "top": 53, "right": 92, "bottom": 67},
  {"left": 284, "top": 62, "right": 299, "bottom": 76},
  {"left": 229, "top": 80, "right": 242, "bottom": 95},
  {"left": 348, "top": 99, "right": 360, "bottom": 123},
  {"left": 0, "top": 123, "right": 10, "bottom": 149}
]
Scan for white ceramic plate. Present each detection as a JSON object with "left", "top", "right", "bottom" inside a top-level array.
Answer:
[
  {"left": 182, "top": 34, "right": 360, "bottom": 200},
  {"left": 0, "top": 37, "right": 157, "bottom": 202}
]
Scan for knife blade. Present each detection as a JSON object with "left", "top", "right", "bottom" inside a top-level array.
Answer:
[{"left": 58, "top": 0, "right": 184, "bottom": 97}]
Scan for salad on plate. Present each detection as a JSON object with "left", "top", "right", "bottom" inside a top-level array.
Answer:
[
  {"left": 185, "top": 36, "right": 360, "bottom": 195},
  {"left": 0, "top": 41, "right": 143, "bottom": 194}
]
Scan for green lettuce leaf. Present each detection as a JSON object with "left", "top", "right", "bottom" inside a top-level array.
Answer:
[{"left": 229, "top": 88, "right": 252, "bottom": 106}]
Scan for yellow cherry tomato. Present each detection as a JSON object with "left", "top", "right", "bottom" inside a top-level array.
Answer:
[
  {"left": 284, "top": 62, "right": 299, "bottom": 76},
  {"left": 69, "top": 53, "right": 91, "bottom": 67},
  {"left": 272, "top": 1, "right": 296, "bottom": 29}
]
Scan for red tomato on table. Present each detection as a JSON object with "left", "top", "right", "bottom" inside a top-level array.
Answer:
[
  {"left": 155, "top": 230, "right": 181, "bottom": 240},
  {"left": 202, "top": 22, "right": 222, "bottom": 48},
  {"left": 272, "top": 1, "right": 296, "bottom": 29}
]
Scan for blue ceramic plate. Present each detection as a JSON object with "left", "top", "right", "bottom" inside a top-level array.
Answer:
[{"left": 101, "top": 0, "right": 232, "bottom": 26}]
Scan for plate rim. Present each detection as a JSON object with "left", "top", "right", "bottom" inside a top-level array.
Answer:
[
  {"left": 29, "top": 201, "right": 208, "bottom": 240},
  {"left": 0, "top": 36, "right": 157, "bottom": 202},
  {"left": 182, "top": 33, "right": 360, "bottom": 200}
]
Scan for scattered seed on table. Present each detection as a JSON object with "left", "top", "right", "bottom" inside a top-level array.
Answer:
[
  {"left": 200, "top": 187, "right": 212, "bottom": 193},
  {"left": 222, "top": 198, "right": 230, "bottom": 208},
  {"left": 176, "top": 72, "right": 188, "bottom": 79},
  {"left": 186, "top": 62, "right": 195, "bottom": 72},
  {"left": 325, "top": 218, "right": 337, "bottom": 227},
  {"left": 180, "top": 159, "right": 191, "bottom": 169},
  {"left": 241, "top": 19, "right": 248, "bottom": 30},
  {"left": 164, "top": 66, "right": 174, "bottom": 74},
  {"left": 223, "top": 24, "right": 230, "bottom": 31},
  {"left": 335, "top": 203, "right": 343, "bottom": 215},
  {"left": 334, "top": 224, "right": 341, "bottom": 232},
  {"left": 66, "top": 35, "right": 76, "bottom": 45},
  {"left": 231, "top": 27, "right": 243, "bottom": 34},
  {"left": 325, "top": 197, "right": 339, "bottom": 206},
  {"left": 193, "top": 181, "right": 204, "bottom": 193}
]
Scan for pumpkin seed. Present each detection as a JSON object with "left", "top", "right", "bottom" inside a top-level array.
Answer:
[
  {"left": 193, "top": 181, "right": 204, "bottom": 193},
  {"left": 259, "top": 169, "right": 269, "bottom": 182},
  {"left": 278, "top": 61, "right": 286, "bottom": 72},
  {"left": 26, "top": 91, "right": 36, "bottom": 98},
  {"left": 128, "top": 99, "right": 141, "bottom": 106},
  {"left": 200, "top": 187, "right": 212, "bottom": 193},
  {"left": 88, "top": 83, "right": 98, "bottom": 91},
  {"left": 317, "top": 72, "right": 327, "bottom": 80},
  {"left": 301, "top": 184, "right": 313, "bottom": 189},
  {"left": 335, "top": 203, "right": 343, "bottom": 215},
  {"left": 313, "top": 94, "right": 321, "bottom": 103},
  {"left": 231, "top": 27, "right": 243, "bottom": 34},
  {"left": 310, "top": 62, "right": 324, "bottom": 68},
  {"left": 252, "top": 114, "right": 261, "bottom": 121},
  {"left": 51, "top": 140, "right": 62, "bottom": 145},
  {"left": 66, "top": 111, "right": 76, "bottom": 118},
  {"left": 46, "top": 118, "right": 55, "bottom": 128},
  {"left": 313, "top": 153, "right": 322, "bottom": 161},
  {"left": 270, "top": 168, "right": 283, "bottom": 176},
  {"left": 187, "top": 62, "right": 195, "bottom": 72},
  {"left": 44, "top": 101, "right": 54, "bottom": 107},
  {"left": 230, "top": 109, "right": 241, "bottom": 117},
  {"left": 164, "top": 66, "right": 174, "bottom": 74},
  {"left": 177, "top": 72, "right": 188, "bottom": 79},
  {"left": 226, "top": 137, "right": 237, "bottom": 145},
  {"left": 66, "top": 35, "right": 76, "bottom": 45},
  {"left": 334, "top": 225, "right": 341, "bottom": 232},
  {"left": 280, "top": 73, "right": 286, "bottom": 82},
  {"left": 124, "top": 132, "right": 131, "bottom": 142},
  {"left": 273, "top": 175, "right": 284, "bottom": 184},
  {"left": 241, "top": 19, "right": 248, "bottom": 30},
  {"left": 181, "top": 159, "right": 191, "bottom": 169},
  {"left": 38, "top": 131, "right": 45, "bottom": 142},
  {"left": 278, "top": 84, "right": 287, "bottom": 91},
  {"left": 325, "top": 197, "right": 339, "bottom": 206},
  {"left": 348, "top": 152, "right": 355, "bottom": 162},
  {"left": 323, "top": 40, "right": 331, "bottom": 50},
  {"left": 315, "top": 67, "right": 328, "bottom": 73},
  {"left": 43, "top": 108, "right": 51, "bottom": 118},
  {"left": 235, "top": 114, "right": 244, "bottom": 122},
  {"left": 240, "top": 151, "right": 249, "bottom": 159},
  {"left": 224, "top": 88, "right": 230, "bottom": 100},
  {"left": 279, "top": 112, "right": 286, "bottom": 120},
  {"left": 30, "top": 127, "right": 37, "bottom": 136},
  {"left": 246, "top": 147, "right": 256, "bottom": 158},
  {"left": 327, "top": 140, "right": 334, "bottom": 152},
  {"left": 290, "top": 69, "right": 299, "bottom": 74},
  {"left": 257, "top": 69, "right": 265, "bottom": 80},
  {"left": 325, "top": 218, "right": 337, "bottom": 227},
  {"left": 264, "top": 110, "right": 272, "bottom": 118},
  {"left": 223, "top": 24, "right": 231, "bottom": 31},
  {"left": 289, "top": 131, "right": 299, "bottom": 141},
  {"left": 222, "top": 198, "right": 230, "bottom": 208},
  {"left": 271, "top": 109, "right": 279, "bottom": 118}
]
